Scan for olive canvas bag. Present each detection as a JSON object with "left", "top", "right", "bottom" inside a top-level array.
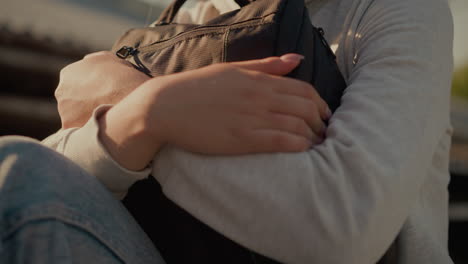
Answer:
[{"left": 116, "top": 0, "right": 347, "bottom": 263}]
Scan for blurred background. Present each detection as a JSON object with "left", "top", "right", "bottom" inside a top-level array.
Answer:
[{"left": 0, "top": 0, "right": 467, "bottom": 262}]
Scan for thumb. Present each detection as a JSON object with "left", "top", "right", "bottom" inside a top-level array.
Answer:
[{"left": 230, "top": 53, "right": 304, "bottom": 76}]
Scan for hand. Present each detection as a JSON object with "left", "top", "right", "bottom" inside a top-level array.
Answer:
[
  {"left": 55, "top": 51, "right": 150, "bottom": 129},
  {"left": 149, "top": 55, "right": 330, "bottom": 154},
  {"left": 99, "top": 54, "right": 331, "bottom": 170}
]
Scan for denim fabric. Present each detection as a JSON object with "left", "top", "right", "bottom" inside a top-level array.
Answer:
[{"left": 0, "top": 136, "right": 165, "bottom": 264}]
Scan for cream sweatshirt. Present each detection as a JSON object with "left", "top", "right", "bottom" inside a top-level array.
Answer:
[{"left": 43, "top": 0, "right": 455, "bottom": 263}]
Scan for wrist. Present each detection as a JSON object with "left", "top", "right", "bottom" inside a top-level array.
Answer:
[
  {"left": 136, "top": 76, "right": 176, "bottom": 145},
  {"left": 97, "top": 94, "right": 164, "bottom": 171}
]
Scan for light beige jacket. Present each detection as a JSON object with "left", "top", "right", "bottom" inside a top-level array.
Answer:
[{"left": 44, "top": 0, "right": 455, "bottom": 263}]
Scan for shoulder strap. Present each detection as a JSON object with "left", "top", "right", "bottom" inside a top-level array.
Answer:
[{"left": 156, "top": 0, "right": 255, "bottom": 24}]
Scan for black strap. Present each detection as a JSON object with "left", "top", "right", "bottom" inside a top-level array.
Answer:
[
  {"left": 235, "top": 0, "right": 254, "bottom": 6},
  {"left": 156, "top": 0, "right": 255, "bottom": 24},
  {"left": 155, "top": 0, "right": 185, "bottom": 24}
]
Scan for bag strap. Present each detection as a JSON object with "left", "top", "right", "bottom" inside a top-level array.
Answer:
[{"left": 156, "top": 0, "right": 255, "bottom": 24}]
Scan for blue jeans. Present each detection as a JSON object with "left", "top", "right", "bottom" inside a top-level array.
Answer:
[{"left": 0, "top": 136, "right": 165, "bottom": 264}]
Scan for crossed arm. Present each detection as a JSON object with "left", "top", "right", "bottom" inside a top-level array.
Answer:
[{"left": 44, "top": 0, "right": 454, "bottom": 263}]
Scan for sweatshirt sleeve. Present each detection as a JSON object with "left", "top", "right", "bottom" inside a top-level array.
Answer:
[
  {"left": 151, "top": 0, "right": 454, "bottom": 263},
  {"left": 42, "top": 105, "right": 151, "bottom": 199}
]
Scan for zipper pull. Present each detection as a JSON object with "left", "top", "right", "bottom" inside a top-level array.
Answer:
[
  {"left": 318, "top": 27, "right": 325, "bottom": 36},
  {"left": 317, "top": 27, "right": 336, "bottom": 59},
  {"left": 116, "top": 46, "right": 136, "bottom": 59}
]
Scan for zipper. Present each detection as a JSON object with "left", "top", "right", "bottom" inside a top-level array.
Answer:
[
  {"left": 115, "top": 17, "right": 271, "bottom": 60},
  {"left": 115, "top": 26, "right": 230, "bottom": 60},
  {"left": 316, "top": 27, "right": 336, "bottom": 59},
  {"left": 116, "top": 46, "right": 137, "bottom": 59}
]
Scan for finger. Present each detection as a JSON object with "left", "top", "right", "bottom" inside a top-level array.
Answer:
[
  {"left": 251, "top": 130, "right": 311, "bottom": 153},
  {"left": 245, "top": 129, "right": 311, "bottom": 153},
  {"left": 269, "top": 94, "right": 326, "bottom": 136},
  {"left": 83, "top": 51, "right": 113, "bottom": 60},
  {"left": 84, "top": 51, "right": 133, "bottom": 66},
  {"left": 230, "top": 54, "right": 304, "bottom": 76},
  {"left": 270, "top": 77, "right": 331, "bottom": 120},
  {"left": 256, "top": 113, "right": 315, "bottom": 140}
]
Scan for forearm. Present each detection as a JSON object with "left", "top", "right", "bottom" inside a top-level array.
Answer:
[
  {"left": 42, "top": 105, "right": 153, "bottom": 199},
  {"left": 98, "top": 101, "right": 162, "bottom": 171},
  {"left": 41, "top": 54, "right": 316, "bottom": 199},
  {"left": 151, "top": 0, "right": 454, "bottom": 262},
  {"left": 153, "top": 112, "right": 440, "bottom": 264}
]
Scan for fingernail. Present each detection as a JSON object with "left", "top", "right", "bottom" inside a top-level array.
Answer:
[{"left": 280, "top": 54, "right": 305, "bottom": 63}]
